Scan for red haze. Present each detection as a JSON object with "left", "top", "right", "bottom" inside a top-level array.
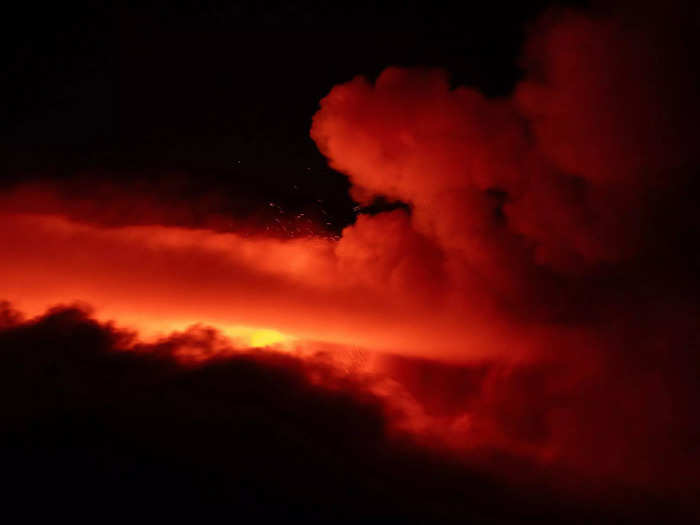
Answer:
[{"left": 1, "top": 1, "right": 699, "bottom": 513}]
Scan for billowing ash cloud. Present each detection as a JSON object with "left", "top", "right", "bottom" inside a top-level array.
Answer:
[
  {"left": 308, "top": 0, "right": 700, "bottom": 495},
  {"left": 1, "top": 1, "right": 699, "bottom": 516},
  {"left": 312, "top": 6, "right": 698, "bottom": 273}
]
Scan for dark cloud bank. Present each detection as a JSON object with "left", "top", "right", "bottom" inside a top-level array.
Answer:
[{"left": 0, "top": 304, "right": 694, "bottom": 523}]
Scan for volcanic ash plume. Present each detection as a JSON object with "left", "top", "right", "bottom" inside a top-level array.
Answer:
[{"left": 309, "top": 2, "right": 700, "bottom": 495}]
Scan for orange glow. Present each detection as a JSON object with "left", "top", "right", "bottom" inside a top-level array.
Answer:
[
  {"left": 0, "top": 210, "right": 537, "bottom": 362},
  {"left": 121, "top": 319, "right": 294, "bottom": 349}
]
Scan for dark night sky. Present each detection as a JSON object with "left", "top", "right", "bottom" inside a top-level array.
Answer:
[{"left": 4, "top": 1, "right": 587, "bottom": 231}]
